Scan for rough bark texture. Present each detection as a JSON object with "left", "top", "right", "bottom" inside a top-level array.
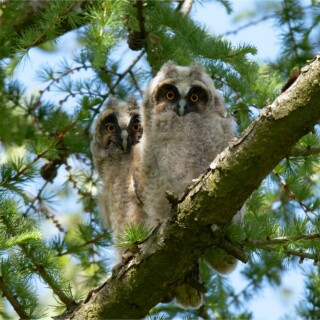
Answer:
[{"left": 70, "top": 54, "right": 320, "bottom": 319}]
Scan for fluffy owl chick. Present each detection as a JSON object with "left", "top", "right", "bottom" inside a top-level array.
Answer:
[
  {"left": 140, "top": 62, "right": 239, "bottom": 279},
  {"left": 91, "top": 96, "right": 144, "bottom": 256}
]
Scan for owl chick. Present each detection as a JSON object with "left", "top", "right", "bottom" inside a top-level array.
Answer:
[
  {"left": 140, "top": 62, "right": 239, "bottom": 281},
  {"left": 91, "top": 96, "right": 144, "bottom": 256}
]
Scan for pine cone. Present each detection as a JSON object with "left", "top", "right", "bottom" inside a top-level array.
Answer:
[{"left": 127, "top": 31, "right": 146, "bottom": 51}]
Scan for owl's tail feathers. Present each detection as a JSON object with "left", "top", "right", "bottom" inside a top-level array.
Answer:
[
  {"left": 204, "top": 247, "right": 238, "bottom": 274},
  {"left": 175, "top": 283, "right": 203, "bottom": 309},
  {"left": 174, "top": 262, "right": 206, "bottom": 309}
]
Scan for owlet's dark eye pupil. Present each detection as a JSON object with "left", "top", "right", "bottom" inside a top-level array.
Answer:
[
  {"left": 133, "top": 123, "right": 141, "bottom": 132},
  {"left": 165, "top": 91, "right": 175, "bottom": 100},
  {"left": 106, "top": 123, "right": 115, "bottom": 133},
  {"left": 190, "top": 94, "right": 199, "bottom": 103}
]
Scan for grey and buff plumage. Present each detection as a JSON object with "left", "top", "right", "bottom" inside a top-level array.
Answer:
[
  {"left": 91, "top": 96, "right": 144, "bottom": 257},
  {"left": 140, "top": 62, "right": 239, "bottom": 307}
]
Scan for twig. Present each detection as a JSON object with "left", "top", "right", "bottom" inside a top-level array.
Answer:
[
  {"left": 0, "top": 119, "right": 79, "bottom": 187},
  {"left": 23, "top": 181, "right": 65, "bottom": 232},
  {"left": 181, "top": 0, "right": 193, "bottom": 16},
  {"left": 105, "top": 50, "right": 145, "bottom": 97},
  {"left": 1, "top": 216, "right": 77, "bottom": 309},
  {"left": 219, "top": 240, "right": 249, "bottom": 263},
  {"left": 224, "top": 15, "right": 274, "bottom": 36},
  {"left": 129, "top": 70, "right": 144, "bottom": 97},
  {"left": 273, "top": 172, "right": 318, "bottom": 221},
  {"left": 0, "top": 276, "right": 29, "bottom": 319},
  {"left": 284, "top": 247, "right": 320, "bottom": 262},
  {"left": 31, "top": 65, "right": 88, "bottom": 113},
  {"left": 283, "top": 0, "right": 300, "bottom": 62},
  {"left": 93, "top": 50, "right": 145, "bottom": 117},
  {"left": 289, "top": 147, "right": 320, "bottom": 157},
  {"left": 28, "top": 2, "right": 81, "bottom": 50},
  {"left": 135, "top": 0, "right": 147, "bottom": 51},
  {"left": 227, "top": 279, "right": 256, "bottom": 307},
  {"left": 241, "top": 233, "right": 320, "bottom": 247},
  {"left": 197, "top": 303, "right": 210, "bottom": 319},
  {"left": 175, "top": 0, "right": 184, "bottom": 11},
  {"left": 24, "top": 181, "right": 49, "bottom": 216},
  {"left": 57, "top": 234, "right": 107, "bottom": 257}
]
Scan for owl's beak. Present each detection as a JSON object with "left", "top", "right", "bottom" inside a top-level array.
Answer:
[
  {"left": 121, "top": 130, "right": 128, "bottom": 152},
  {"left": 178, "top": 98, "right": 187, "bottom": 116}
]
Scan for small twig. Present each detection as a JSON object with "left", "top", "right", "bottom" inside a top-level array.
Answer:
[
  {"left": 24, "top": 181, "right": 49, "bottom": 216},
  {"left": 284, "top": 247, "right": 320, "bottom": 262},
  {"left": 31, "top": 65, "right": 88, "bottom": 113},
  {"left": 0, "top": 276, "right": 29, "bottom": 319},
  {"left": 224, "top": 15, "right": 274, "bottom": 36},
  {"left": 181, "top": 0, "right": 193, "bottom": 16},
  {"left": 24, "top": 181, "right": 65, "bottom": 232},
  {"left": 104, "top": 50, "right": 145, "bottom": 99},
  {"left": 283, "top": 0, "right": 300, "bottom": 62},
  {"left": 289, "top": 147, "right": 320, "bottom": 157},
  {"left": 1, "top": 216, "right": 77, "bottom": 309},
  {"left": 241, "top": 233, "right": 320, "bottom": 248},
  {"left": 129, "top": 70, "right": 144, "bottom": 97},
  {"left": 23, "top": 249, "right": 76, "bottom": 308},
  {"left": 27, "top": 2, "right": 80, "bottom": 50},
  {"left": 227, "top": 279, "right": 256, "bottom": 307},
  {"left": 175, "top": 0, "right": 184, "bottom": 12},
  {"left": 219, "top": 240, "right": 249, "bottom": 263},
  {"left": 65, "top": 165, "right": 96, "bottom": 206},
  {"left": 57, "top": 234, "right": 107, "bottom": 257},
  {"left": 273, "top": 172, "right": 318, "bottom": 220},
  {"left": 0, "top": 119, "right": 79, "bottom": 188},
  {"left": 135, "top": 0, "right": 147, "bottom": 51},
  {"left": 197, "top": 303, "right": 210, "bottom": 320}
]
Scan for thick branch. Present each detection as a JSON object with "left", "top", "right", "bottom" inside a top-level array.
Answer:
[{"left": 71, "top": 54, "right": 320, "bottom": 319}]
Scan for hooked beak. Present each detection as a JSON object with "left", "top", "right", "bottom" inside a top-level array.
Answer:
[
  {"left": 178, "top": 98, "right": 187, "bottom": 116},
  {"left": 121, "top": 130, "right": 128, "bottom": 152}
]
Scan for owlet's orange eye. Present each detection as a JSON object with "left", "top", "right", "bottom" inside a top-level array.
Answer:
[
  {"left": 106, "top": 123, "right": 115, "bottom": 133},
  {"left": 165, "top": 91, "right": 175, "bottom": 100},
  {"left": 132, "top": 123, "right": 141, "bottom": 132},
  {"left": 190, "top": 93, "right": 199, "bottom": 103}
]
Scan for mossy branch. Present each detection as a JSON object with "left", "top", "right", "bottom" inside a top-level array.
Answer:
[{"left": 69, "top": 54, "right": 320, "bottom": 319}]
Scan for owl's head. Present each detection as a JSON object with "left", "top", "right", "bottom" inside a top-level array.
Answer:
[
  {"left": 144, "top": 61, "right": 226, "bottom": 118},
  {"left": 91, "top": 96, "right": 143, "bottom": 162}
]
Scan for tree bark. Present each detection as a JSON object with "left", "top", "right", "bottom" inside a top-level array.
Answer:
[{"left": 70, "top": 53, "right": 320, "bottom": 319}]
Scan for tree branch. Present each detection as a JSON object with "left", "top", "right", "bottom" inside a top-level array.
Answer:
[
  {"left": 241, "top": 233, "right": 320, "bottom": 247},
  {"left": 70, "top": 53, "right": 320, "bottom": 319},
  {"left": 289, "top": 147, "right": 320, "bottom": 157},
  {"left": 181, "top": 0, "right": 194, "bottom": 16},
  {"left": 0, "top": 276, "right": 29, "bottom": 319},
  {"left": 0, "top": 0, "right": 94, "bottom": 60},
  {"left": 284, "top": 248, "right": 320, "bottom": 263}
]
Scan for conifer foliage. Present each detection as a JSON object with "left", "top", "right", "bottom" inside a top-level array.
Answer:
[{"left": 0, "top": 0, "right": 320, "bottom": 318}]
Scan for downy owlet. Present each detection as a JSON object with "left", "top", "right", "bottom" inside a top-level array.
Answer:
[
  {"left": 139, "top": 62, "right": 239, "bottom": 307},
  {"left": 91, "top": 96, "right": 144, "bottom": 258}
]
